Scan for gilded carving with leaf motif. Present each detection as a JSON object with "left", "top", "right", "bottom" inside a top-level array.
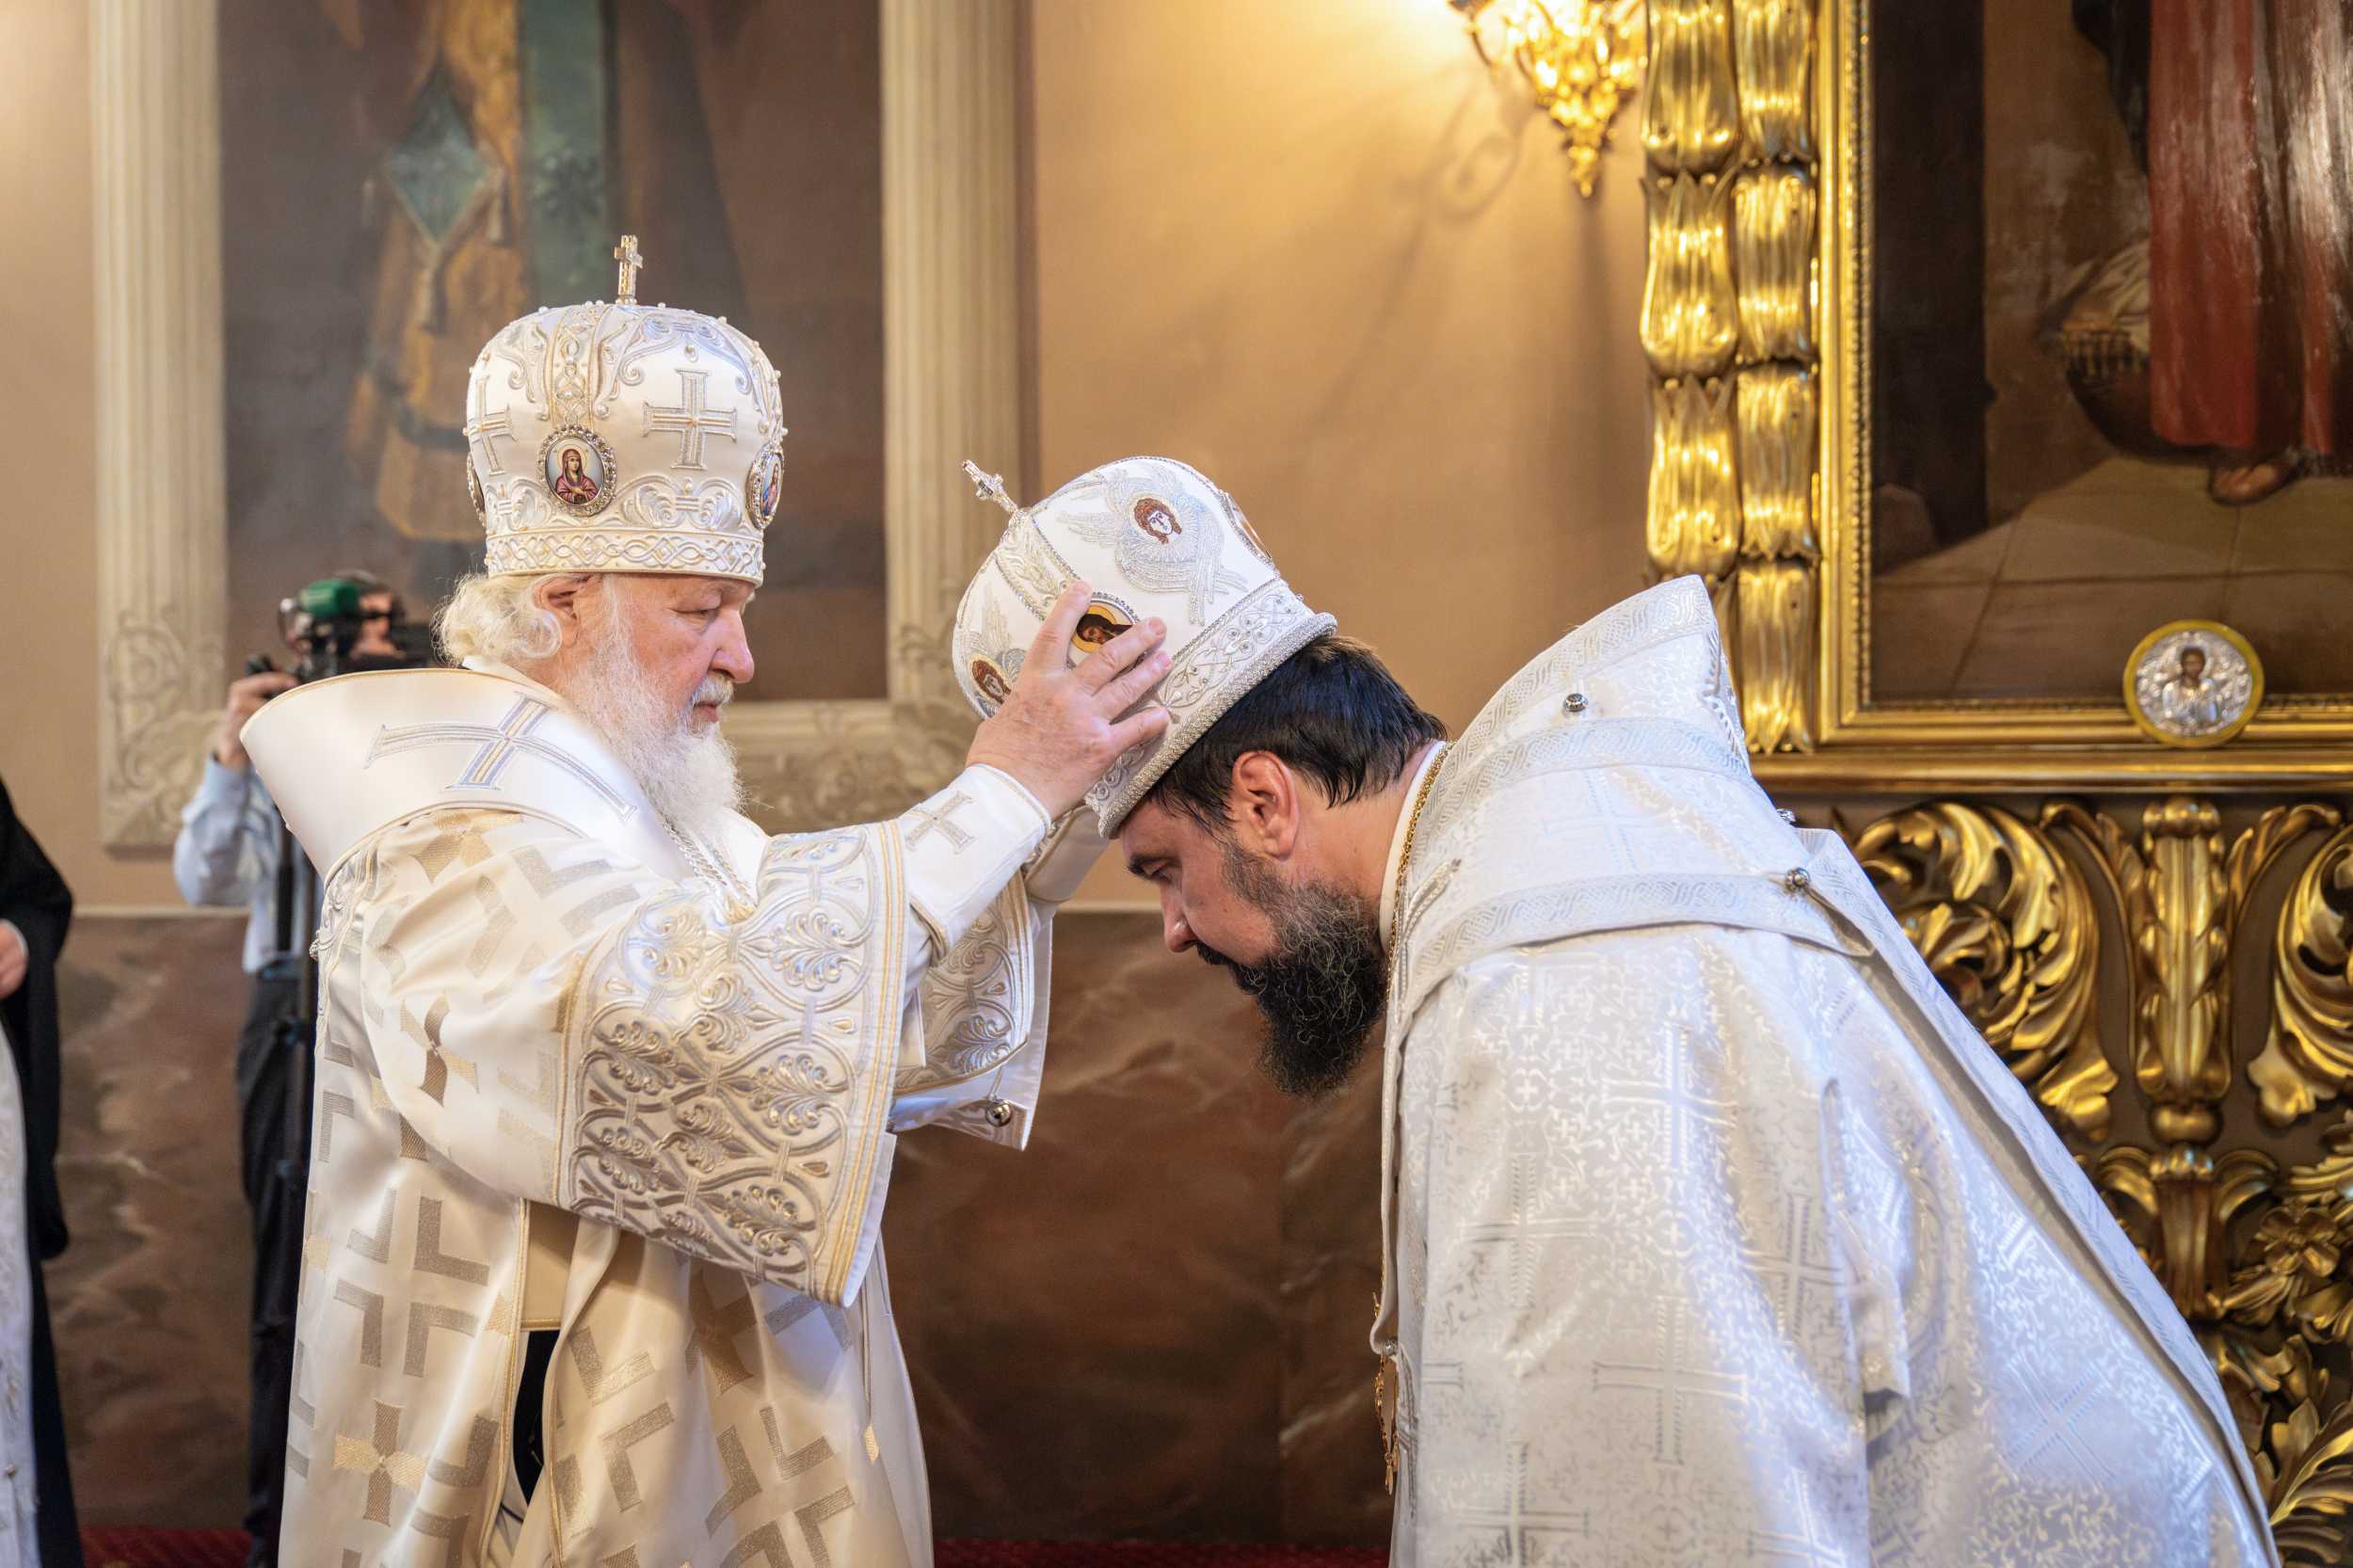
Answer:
[
  {"left": 1857, "top": 795, "right": 2353, "bottom": 1562},
  {"left": 2253, "top": 825, "right": 2353, "bottom": 1128},
  {"left": 1854, "top": 801, "right": 2111, "bottom": 1138}
]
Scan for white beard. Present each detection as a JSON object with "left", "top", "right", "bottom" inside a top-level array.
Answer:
[{"left": 564, "top": 601, "right": 744, "bottom": 843}]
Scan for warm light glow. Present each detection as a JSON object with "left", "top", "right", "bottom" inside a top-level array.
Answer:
[{"left": 1449, "top": 0, "right": 1647, "bottom": 196}]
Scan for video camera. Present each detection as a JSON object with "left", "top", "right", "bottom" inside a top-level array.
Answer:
[{"left": 249, "top": 574, "right": 438, "bottom": 685}]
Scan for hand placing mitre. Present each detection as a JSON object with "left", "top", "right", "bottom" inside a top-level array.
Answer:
[
  {"left": 0, "top": 920, "right": 24, "bottom": 1002},
  {"left": 965, "top": 580, "right": 1172, "bottom": 820}
]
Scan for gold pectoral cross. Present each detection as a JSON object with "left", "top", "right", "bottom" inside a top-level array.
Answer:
[
  {"left": 1373, "top": 1291, "right": 1399, "bottom": 1495},
  {"left": 614, "top": 233, "right": 644, "bottom": 305}
]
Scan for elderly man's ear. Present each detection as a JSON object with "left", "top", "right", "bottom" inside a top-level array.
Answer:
[{"left": 536, "top": 575, "right": 591, "bottom": 627}]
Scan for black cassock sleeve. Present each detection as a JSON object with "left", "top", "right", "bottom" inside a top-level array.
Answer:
[{"left": 0, "top": 776, "right": 71, "bottom": 1259}]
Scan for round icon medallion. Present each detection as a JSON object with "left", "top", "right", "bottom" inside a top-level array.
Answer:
[
  {"left": 539, "top": 426, "right": 617, "bottom": 519},
  {"left": 1069, "top": 595, "right": 1138, "bottom": 667},
  {"left": 2123, "top": 619, "right": 2264, "bottom": 748},
  {"left": 747, "top": 442, "right": 786, "bottom": 528}
]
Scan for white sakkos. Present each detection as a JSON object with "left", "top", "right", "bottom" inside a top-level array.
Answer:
[
  {"left": 247, "top": 653, "right": 1092, "bottom": 1566},
  {"left": 1376, "top": 577, "right": 2277, "bottom": 1567},
  {"left": 245, "top": 242, "right": 1159, "bottom": 1567}
]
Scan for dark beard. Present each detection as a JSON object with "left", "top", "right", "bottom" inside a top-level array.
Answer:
[{"left": 1198, "top": 845, "right": 1388, "bottom": 1098}]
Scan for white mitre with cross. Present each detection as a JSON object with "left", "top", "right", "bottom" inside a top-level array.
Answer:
[
  {"left": 953, "top": 455, "right": 1337, "bottom": 836},
  {"left": 462, "top": 234, "right": 788, "bottom": 584}
]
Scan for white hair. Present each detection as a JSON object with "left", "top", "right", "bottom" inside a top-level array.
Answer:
[
  {"left": 436, "top": 570, "right": 743, "bottom": 837},
  {"left": 434, "top": 571, "right": 591, "bottom": 669},
  {"left": 569, "top": 590, "right": 744, "bottom": 837}
]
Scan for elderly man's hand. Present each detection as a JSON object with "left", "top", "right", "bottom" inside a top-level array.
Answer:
[
  {"left": 965, "top": 582, "right": 1172, "bottom": 821},
  {"left": 213, "top": 670, "right": 296, "bottom": 769},
  {"left": 0, "top": 922, "right": 24, "bottom": 1002}
]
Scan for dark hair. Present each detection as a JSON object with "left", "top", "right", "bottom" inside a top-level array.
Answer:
[{"left": 1142, "top": 633, "right": 1447, "bottom": 833}]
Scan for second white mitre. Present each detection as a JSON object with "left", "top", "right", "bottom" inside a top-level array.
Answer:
[
  {"left": 953, "top": 455, "right": 1337, "bottom": 836},
  {"left": 462, "top": 280, "right": 787, "bottom": 582}
]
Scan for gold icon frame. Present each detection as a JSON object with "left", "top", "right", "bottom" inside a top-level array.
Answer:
[{"left": 1638, "top": 0, "right": 2353, "bottom": 797}]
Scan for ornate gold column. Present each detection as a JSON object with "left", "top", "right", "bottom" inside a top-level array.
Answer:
[{"left": 1640, "top": 0, "right": 1818, "bottom": 752}]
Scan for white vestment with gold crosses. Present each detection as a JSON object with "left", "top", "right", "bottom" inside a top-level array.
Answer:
[
  {"left": 1374, "top": 577, "right": 2279, "bottom": 1567},
  {"left": 247, "top": 658, "right": 1083, "bottom": 1568}
]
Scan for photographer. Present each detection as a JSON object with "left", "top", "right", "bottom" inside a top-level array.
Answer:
[{"left": 170, "top": 571, "right": 404, "bottom": 1568}]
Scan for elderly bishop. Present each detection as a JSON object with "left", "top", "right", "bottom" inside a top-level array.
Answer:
[
  {"left": 952, "top": 457, "right": 2280, "bottom": 1567},
  {"left": 244, "top": 247, "right": 1169, "bottom": 1566}
]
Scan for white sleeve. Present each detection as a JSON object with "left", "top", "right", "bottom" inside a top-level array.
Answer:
[{"left": 356, "top": 806, "right": 942, "bottom": 1307}]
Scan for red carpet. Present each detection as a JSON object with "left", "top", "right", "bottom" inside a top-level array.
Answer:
[
  {"left": 81, "top": 1531, "right": 248, "bottom": 1568},
  {"left": 82, "top": 1528, "right": 1387, "bottom": 1567}
]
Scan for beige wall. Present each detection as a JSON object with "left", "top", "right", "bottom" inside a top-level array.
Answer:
[
  {"left": 0, "top": 0, "right": 1654, "bottom": 913},
  {"left": 1032, "top": 0, "right": 1656, "bottom": 906},
  {"left": 0, "top": 3, "right": 184, "bottom": 909},
  {"left": 7, "top": 0, "right": 1655, "bottom": 1542}
]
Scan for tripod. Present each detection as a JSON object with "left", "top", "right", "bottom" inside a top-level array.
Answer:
[{"left": 239, "top": 620, "right": 353, "bottom": 1568}]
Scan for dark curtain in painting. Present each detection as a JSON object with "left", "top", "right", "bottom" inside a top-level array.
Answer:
[{"left": 1871, "top": 0, "right": 1990, "bottom": 550}]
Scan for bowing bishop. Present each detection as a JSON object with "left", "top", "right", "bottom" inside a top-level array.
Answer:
[{"left": 951, "top": 456, "right": 2280, "bottom": 1567}]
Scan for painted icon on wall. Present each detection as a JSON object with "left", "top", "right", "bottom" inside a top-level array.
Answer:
[{"left": 1867, "top": 0, "right": 2353, "bottom": 704}]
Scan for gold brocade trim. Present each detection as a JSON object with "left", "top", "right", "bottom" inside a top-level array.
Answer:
[
  {"left": 824, "top": 824, "right": 908, "bottom": 1304},
  {"left": 1377, "top": 745, "right": 1449, "bottom": 1494}
]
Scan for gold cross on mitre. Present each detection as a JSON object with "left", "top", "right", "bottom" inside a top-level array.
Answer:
[{"left": 613, "top": 233, "right": 644, "bottom": 305}]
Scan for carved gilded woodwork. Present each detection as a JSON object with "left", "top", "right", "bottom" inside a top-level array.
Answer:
[
  {"left": 1641, "top": 0, "right": 1818, "bottom": 754},
  {"left": 1728, "top": 168, "right": 1814, "bottom": 363},
  {"left": 1731, "top": 559, "right": 1813, "bottom": 756},
  {"left": 1854, "top": 803, "right": 2112, "bottom": 1140},
  {"left": 1853, "top": 795, "right": 2353, "bottom": 1560},
  {"left": 1643, "top": 378, "right": 1739, "bottom": 583},
  {"left": 1638, "top": 173, "right": 1738, "bottom": 378},
  {"left": 1640, "top": 0, "right": 1737, "bottom": 174},
  {"left": 1733, "top": 363, "right": 1814, "bottom": 553},
  {"left": 1729, "top": 0, "right": 1814, "bottom": 160},
  {"left": 2254, "top": 827, "right": 2353, "bottom": 1128}
]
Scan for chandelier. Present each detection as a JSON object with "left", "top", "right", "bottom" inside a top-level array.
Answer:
[{"left": 1449, "top": 0, "right": 1648, "bottom": 196}]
